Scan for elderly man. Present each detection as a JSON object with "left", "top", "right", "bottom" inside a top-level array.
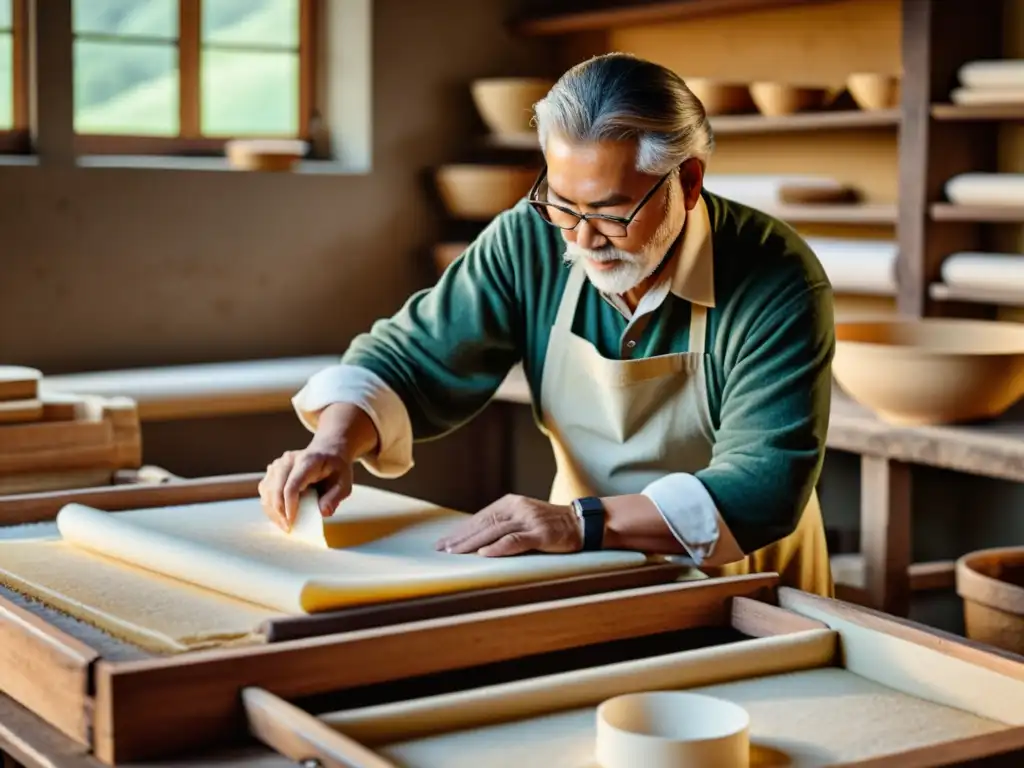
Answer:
[{"left": 259, "top": 53, "right": 835, "bottom": 596}]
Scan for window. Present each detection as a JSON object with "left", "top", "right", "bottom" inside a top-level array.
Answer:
[
  {"left": 71, "top": 0, "right": 316, "bottom": 153},
  {"left": 0, "top": 0, "right": 27, "bottom": 152}
]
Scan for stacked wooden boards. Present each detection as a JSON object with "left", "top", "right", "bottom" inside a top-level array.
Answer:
[{"left": 0, "top": 366, "right": 142, "bottom": 495}]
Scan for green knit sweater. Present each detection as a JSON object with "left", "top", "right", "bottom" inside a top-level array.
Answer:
[{"left": 342, "top": 189, "right": 835, "bottom": 552}]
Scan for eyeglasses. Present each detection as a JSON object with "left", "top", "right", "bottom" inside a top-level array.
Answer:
[{"left": 527, "top": 166, "right": 671, "bottom": 238}]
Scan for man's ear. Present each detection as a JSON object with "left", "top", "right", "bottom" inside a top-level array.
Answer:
[{"left": 680, "top": 157, "right": 704, "bottom": 210}]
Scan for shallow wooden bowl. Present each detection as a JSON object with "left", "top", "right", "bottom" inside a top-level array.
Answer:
[
  {"left": 685, "top": 78, "right": 755, "bottom": 115},
  {"left": 956, "top": 546, "right": 1024, "bottom": 656},
  {"left": 847, "top": 73, "right": 901, "bottom": 111},
  {"left": 749, "top": 82, "right": 829, "bottom": 116},
  {"left": 225, "top": 139, "right": 308, "bottom": 172},
  {"left": 833, "top": 318, "right": 1024, "bottom": 425},
  {"left": 470, "top": 78, "right": 554, "bottom": 135},
  {"left": 435, "top": 164, "right": 537, "bottom": 220},
  {"left": 432, "top": 242, "right": 469, "bottom": 275}
]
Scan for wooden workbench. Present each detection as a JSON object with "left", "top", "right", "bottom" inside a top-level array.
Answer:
[
  {"left": 0, "top": 568, "right": 1021, "bottom": 767},
  {"left": 40, "top": 358, "right": 1024, "bottom": 618}
]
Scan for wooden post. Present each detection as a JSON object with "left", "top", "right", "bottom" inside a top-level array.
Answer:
[
  {"left": 860, "top": 456, "right": 912, "bottom": 617},
  {"left": 896, "top": 0, "right": 1002, "bottom": 318}
]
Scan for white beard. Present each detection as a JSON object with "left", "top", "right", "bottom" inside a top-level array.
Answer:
[
  {"left": 563, "top": 242, "right": 653, "bottom": 294},
  {"left": 561, "top": 186, "right": 682, "bottom": 295}
]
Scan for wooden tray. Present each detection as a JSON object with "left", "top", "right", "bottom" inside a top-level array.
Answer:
[
  {"left": 0, "top": 473, "right": 704, "bottom": 763},
  {"left": 2, "top": 577, "right": 1022, "bottom": 767}
]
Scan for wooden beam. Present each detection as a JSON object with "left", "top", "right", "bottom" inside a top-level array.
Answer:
[
  {"left": 513, "top": 0, "right": 836, "bottom": 35},
  {"left": 0, "top": 473, "right": 262, "bottom": 525},
  {"left": 260, "top": 561, "right": 689, "bottom": 642},
  {"left": 860, "top": 456, "right": 912, "bottom": 617},
  {"left": 778, "top": 586, "right": 1024, "bottom": 676},
  {"left": 896, "top": 0, "right": 1002, "bottom": 317},
  {"left": 179, "top": 0, "right": 200, "bottom": 137},
  {"left": 91, "top": 574, "right": 777, "bottom": 763},
  {"left": 243, "top": 688, "right": 397, "bottom": 768},
  {"left": 729, "top": 596, "right": 828, "bottom": 638}
]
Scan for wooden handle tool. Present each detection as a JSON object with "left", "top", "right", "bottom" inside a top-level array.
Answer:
[{"left": 242, "top": 687, "right": 399, "bottom": 768}]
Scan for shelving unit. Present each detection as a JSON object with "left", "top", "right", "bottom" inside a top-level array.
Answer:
[
  {"left": 930, "top": 283, "right": 1024, "bottom": 307},
  {"left": 932, "top": 103, "right": 1024, "bottom": 121},
  {"left": 473, "top": 0, "right": 1024, "bottom": 619},
  {"left": 931, "top": 204, "right": 1024, "bottom": 223}
]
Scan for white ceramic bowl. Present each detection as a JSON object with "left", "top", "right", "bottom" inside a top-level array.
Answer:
[
  {"left": 595, "top": 691, "right": 750, "bottom": 768},
  {"left": 833, "top": 319, "right": 1024, "bottom": 425}
]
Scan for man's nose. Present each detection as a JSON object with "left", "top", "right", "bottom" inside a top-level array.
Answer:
[{"left": 575, "top": 218, "right": 607, "bottom": 250}]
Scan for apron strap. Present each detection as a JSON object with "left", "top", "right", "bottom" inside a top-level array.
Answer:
[
  {"left": 689, "top": 304, "right": 708, "bottom": 354},
  {"left": 552, "top": 262, "right": 588, "bottom": 333}
]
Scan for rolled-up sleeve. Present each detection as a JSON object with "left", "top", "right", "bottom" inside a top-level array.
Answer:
[
  {"left": 642, "top": 472, "right": 720, "bottom": 564},
  {"left": 292, "top": 364, "right": 414, "bottom": 478},
  {"left": 695, "top": 281, "right": 834, "bottom": 554},
  {"left": 291, "top": 211, "right": 524, "bottom": 476}
]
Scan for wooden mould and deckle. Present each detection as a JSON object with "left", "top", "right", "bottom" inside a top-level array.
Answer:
[{"left": 0, "top": 475, "right": 1022, "bottom": 766}]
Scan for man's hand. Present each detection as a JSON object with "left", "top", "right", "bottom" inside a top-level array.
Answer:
[
  {"left": 435, "top": 494, "right": 582, "bottom": 556},
  {"left": 259, "top": 402, "right": 379, "bottom": 532},
  {"left": 258, "top": 441, "right": 354, "bottom": 532}
]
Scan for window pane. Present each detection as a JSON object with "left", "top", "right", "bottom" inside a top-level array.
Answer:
[
  {"left": 0, "top": 33, "right": 10, "bottom": 130},
  {"left": 73, "top": 0, "right": 177, "bottom": 40},
  {"left": 202, "top": 50, "right": 297, "bottom": 136},
  {"left": 74, "top": 40, "right": 178, "bottom": 135},
  {"left": 0, "top": 0, "right": 11, "bottom": 31},
  {"left": 202, "top": 0, "right": 299, "bottom": 49}
]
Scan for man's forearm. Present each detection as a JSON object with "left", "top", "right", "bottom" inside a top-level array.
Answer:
[
  {"left": 313, "top": 402, "right": 380, "bottom": 463},
  {"left": 601, "top": 489, "right": 745, "bottom": 566},
  {"left": 601, "top": 495, "right": 688, "bottom": 554}
]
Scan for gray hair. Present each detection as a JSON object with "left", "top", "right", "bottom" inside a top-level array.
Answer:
[{"left": 533, "top": 53, "right": 715, "bottom": 175}]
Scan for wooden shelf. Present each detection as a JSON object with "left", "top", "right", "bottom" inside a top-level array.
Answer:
[
  {"left": 931, "top": 203, "right": 1024, "bottom": 222},
  {"left": 931, "top": 103, "right": 1024, "bottom": 121},
  {"left": 482, "top": 109, "right": 899, "bottom": 150},
  {"left": 830, "top": 555, "right": 955, "bottom": 595},
  {"left": 827, "top": 387, "right": 1024, "bottom": 484},
  {"left": 711, "top": 108, "right": 900, "bottom": 134},
  {"left": 767, "top": 203, "right": 897, "bottom": 224},
  {"left": 929, "top": 282, "right": 1024, "bottom": 307},
  {"left": 513, "top": 0, "right": 827, "bottom": 35}
]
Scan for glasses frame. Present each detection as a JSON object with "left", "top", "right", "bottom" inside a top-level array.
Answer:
[{"left": 527, "top": 166, "right": 672, "bottom": 236}]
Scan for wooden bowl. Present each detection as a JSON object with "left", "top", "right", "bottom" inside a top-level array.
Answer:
[
  {"left": 225, "top": 139, "right": 308, "bottom": 172},
  {"left": 847, "top": 73, "right": 901, "bottom": 111},
  {"left": 470, "top": 78, "right": 554, "bottom": 135},
  {"left": 748, "top": 82, "right": 829, "bottom": 116},
  {"left": 685, "top": 78, "right": 755, "bottom": 115},
  {"left": 432, "top": 242, "right": 469, "bottom": 275},
  {"left": 435, "top": 165, "right": 538, "bottom": 220},
  {"left": 956, "top": 547, "right": 1024, "bottom": 656},
  {"left": 832, "top": 318, "right": 1024, "bottom": 425}
]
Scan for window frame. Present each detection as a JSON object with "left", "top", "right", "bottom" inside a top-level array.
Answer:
[
  {"left": 73, "top": 0, "right": 319, "bottom": 156},
  {"left": 0, "top": 0, "right": 29, "bottom": 153}
]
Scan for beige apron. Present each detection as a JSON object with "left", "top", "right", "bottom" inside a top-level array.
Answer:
[{"left": 538, "top": 261, "right": 833, "bottom": 597}]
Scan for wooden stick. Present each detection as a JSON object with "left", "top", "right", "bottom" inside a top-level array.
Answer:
[
  {"left": 778, "top": 586, "right": 1024, "bottom": 678},
  {"left": 243, "top": 688, "right": 398, "bottom": 768},
  {"left": 260, "top": 562, "right": 688, "bottom": 642},
  {"left": 0, "top": 472, "right": 262, "bottom": 525},
  {"left": 729, "top": 596, "right": 828, "bottom": 638}
]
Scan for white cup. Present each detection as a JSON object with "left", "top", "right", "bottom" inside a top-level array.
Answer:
[{"left": 595, "top": 691, "right": 750, "bottom": 767}]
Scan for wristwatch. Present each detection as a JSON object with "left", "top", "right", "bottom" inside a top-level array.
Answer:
[{"left": 571, "top": 496, "right": 605, "bottom": 551}]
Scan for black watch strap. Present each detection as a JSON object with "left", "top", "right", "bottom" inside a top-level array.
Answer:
[{"left": 573, "top": 496, "right": 605, "bottom": 551}]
